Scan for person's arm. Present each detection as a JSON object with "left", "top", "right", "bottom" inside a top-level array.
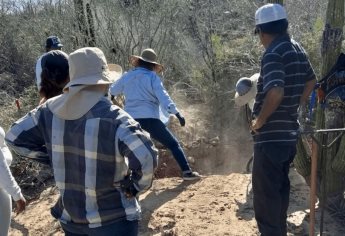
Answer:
[
  {"left": 116, "top": 111, "right": 158, "bottom": 197},
  {"left": 252, "top": 52, "right": 285, "bottom": 131},
  {"left": 152, "top": 75, "right": 185, "bottom": 126},
  {"left": 109, "top": 75, "right": 124, "bottom": 96},
  {"left": 0, "top": 147, "right": 26, "bottom": 213},
  {"left": 5, "top": 108, "right": 50, "bottom": 164},
  {"left": 152, "top": 75, "right": 178, "bottom": 114},
  {"left": 300, "top": 76, "right": 317, "bottom": 106},
  {"left": 252, "top": 86, "right": 284, "bottom": 131},
  {"left": 35, "top": 56, "right": 43, "bottom": 91}
]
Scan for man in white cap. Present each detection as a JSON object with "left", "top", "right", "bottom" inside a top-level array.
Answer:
[
  {"left": 6, "top": 47, "right": 158, "bottom": 236},
  {"left": 251, "top": 4, "right": 316, "bottom": 235}
]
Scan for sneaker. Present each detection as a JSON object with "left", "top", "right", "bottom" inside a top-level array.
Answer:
[{"left": 183, "top": 171, "right": 201, "bottom": 181}]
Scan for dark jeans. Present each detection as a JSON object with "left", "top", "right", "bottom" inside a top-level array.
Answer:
[
  {"left": 136, "top": 118, "right": 191, "bottom": 172},
  {"left": 252, "top": 143, "right": 296, "bottom": 236},
  {"left": 61, "top": 220, "right": 138, "bottom": 236}
]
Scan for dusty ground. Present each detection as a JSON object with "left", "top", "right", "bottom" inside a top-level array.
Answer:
[
  {"left": 8, "top": 103, "right": 345, "bottom": 236},
  {"left": 9, "top": 171, "right": 345, "bottom": 236}
]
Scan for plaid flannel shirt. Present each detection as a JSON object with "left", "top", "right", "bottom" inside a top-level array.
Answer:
[{"left": 5, "top": 98, "right": 158, "bottom": 228}]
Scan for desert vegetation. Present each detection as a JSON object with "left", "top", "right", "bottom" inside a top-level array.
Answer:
[{"left": 2, "top": 0, "right": 345, "bottom": 234}]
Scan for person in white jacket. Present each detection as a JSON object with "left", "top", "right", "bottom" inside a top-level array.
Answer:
[
  {"left": 109, "top": 48, "right": 200, "bottom": 181},
  {"left": 0, "top": 126, "right": 26, "bottom": 236}
]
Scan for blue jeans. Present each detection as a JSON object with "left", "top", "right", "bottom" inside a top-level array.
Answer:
[
  {"left": 60, "top": 220, "right": 138, "bottom": 236},
  {"left": 136, "top": 118, "right": 191, "bottom": 172},
  {"left": 252, "top": 143, "right": 296, "bottom": 236}
]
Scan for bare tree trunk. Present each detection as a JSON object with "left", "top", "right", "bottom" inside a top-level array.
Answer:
[
  {"left": 86, "top": 2, "right": 96, "bottom": 46},
  {"left": 73, "top": 0, "right": 96, "bottom": 47}
]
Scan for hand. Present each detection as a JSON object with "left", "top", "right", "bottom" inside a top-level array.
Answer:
[
  {"left": 120, "top": 175, "right": 139, "bottom": 198},
  {"left": 251, "top": 117, "right": 265, "bottom": 133},
  {"left": 175, "top": 113, "right": 186, "bottom": 127},
  {"left": 15, "top": 196, "right": 26, "bottom": 215}
]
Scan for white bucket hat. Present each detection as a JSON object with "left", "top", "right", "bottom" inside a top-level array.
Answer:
[
  {"left": 234, "top": 73, "right": 259, "bottom": 107},
  {"left": 64, "top": 47, "right": 122, "bottom": 90},
  {"left": 255, "top": 3, "right": 287, "bottom": 25},
  {"left": 47, "top": 47, "right": 122, "bottom": 120}
]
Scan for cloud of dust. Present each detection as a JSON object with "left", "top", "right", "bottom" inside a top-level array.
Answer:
[{"left": 171, "top": 91, "right": 254, "bottom": 176}]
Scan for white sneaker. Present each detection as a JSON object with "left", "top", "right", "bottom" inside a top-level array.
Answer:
[{"left": 183, "top": 171, "right": 201, "bottom": 181}]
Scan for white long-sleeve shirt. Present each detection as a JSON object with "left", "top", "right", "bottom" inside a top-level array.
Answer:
[
  {"left": 0, "top": 126, "right": 23, "bottom": 201},
  {"left": 35, "top": 54, "right": 45, "bottom": 91},
  {"left": 109, "top": 67, "right": 179, "bottom": 119}
]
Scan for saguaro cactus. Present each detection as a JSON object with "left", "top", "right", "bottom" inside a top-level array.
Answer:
[
  {"left": 294, "top": 0, "right": 345, "bottom": 221},
  {"left": 317, "top": 0, "right": 344, "bottom": 215}
]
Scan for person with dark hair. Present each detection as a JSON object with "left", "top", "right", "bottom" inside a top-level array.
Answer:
[
  {"left": 251, "top": 4, "right": 317, "bottom": 236},
  {"left": 6, "top": 47, "right": 157, "bottom": 236},
  {"left": 35, "top": 36, "right": 64, "bottom": 91},
  {"left": 39, "top": 50, "right": 69, "bottom": 104},
  {"left": 109, "top": 48, "right": 201, "bottom": 181}
]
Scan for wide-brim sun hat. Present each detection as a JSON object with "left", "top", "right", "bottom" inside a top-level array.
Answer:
[
  {"left": 108, "top": 64, "right": 123, "bottom": 82},
  {"left": 64, "top": 47, "right": 122, "bottom": 91},
  {"left": 234, "top": 73, "right": 259, "bottom": 107},
  {"left": 47, "top": 47, "right": 123, "bottom": 120},
  {"left": 130, "top": 48, "right": 161, "bottom": 65}
]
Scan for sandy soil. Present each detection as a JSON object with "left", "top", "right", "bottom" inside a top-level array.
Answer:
[
  {"left": 8, "top": 103, "right": 345, "bottom": 236},
  {"left": 9, "top": 170, "right": 345, "bottom": 236}
]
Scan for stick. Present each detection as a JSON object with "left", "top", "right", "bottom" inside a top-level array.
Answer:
[{"left": 309, "top": 140, "right": 318, "bottom": 236}]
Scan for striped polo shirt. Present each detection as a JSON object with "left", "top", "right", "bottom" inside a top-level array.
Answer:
[{"left": 252, "top": 34, "right": 315, "bottom": 145}]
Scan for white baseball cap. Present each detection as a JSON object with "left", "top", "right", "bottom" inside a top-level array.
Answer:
[{"left": 255, "top": 3, "right": 287, "bottom": 25}]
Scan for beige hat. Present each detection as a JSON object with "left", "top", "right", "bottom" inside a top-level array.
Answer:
[
  {"left": 64, "top": 47, "right": 122, "bottom": 90},
  {"left": 234, "top": 73, "right": 259, "bottom": 107},
  {"left": 130, "top": 48, "right": 161, "bottom": 65},
  {"left": 47, "top": 47, "right": 123, "bottom": 120},
  {"left": 130, "top": 48, "right": 164, "bottom": 73},
  {"left": 108, "top": 64, "right": 123, "bottom": 81}
]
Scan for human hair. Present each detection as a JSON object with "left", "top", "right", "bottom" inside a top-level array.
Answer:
[
  {"left": 39, "top": 51, "right": 69, "bottom": 100},
  {"left": 256, "top": 19, "right": 288, "bottom": 35},
  {"left": 137, "top": 59, "right": 155, "bottom": 71},
  {"left": 40, "top": 68, "right": 69, "bottom": 99}
]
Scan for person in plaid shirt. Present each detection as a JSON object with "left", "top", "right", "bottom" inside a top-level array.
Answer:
[{"left": 6, "top": 47, "right": 158, "bottom": 236}]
